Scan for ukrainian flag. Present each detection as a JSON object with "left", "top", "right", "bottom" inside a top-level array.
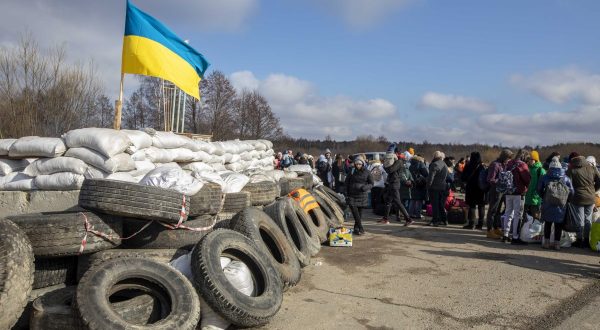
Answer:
[{"left": 122, "top": 0, "right": 210, "bottom": 99}]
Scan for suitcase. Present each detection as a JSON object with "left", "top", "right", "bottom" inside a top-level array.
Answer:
[{"left": 447, "top": 206, "right": 467, "bottom": 224}]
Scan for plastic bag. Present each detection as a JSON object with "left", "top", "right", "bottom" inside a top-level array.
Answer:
[
  {"left": 288, "top": 164, "right": 313, "bottom": 174},
  {"left": 0, "top": 158, "right": 32, "bottom": 176},
  {"left": 33, "top": 172, "right": 85, "bottom": 190},
  {"left": 23, "top": 157, "right": 88, "bottom": 176},
  {"left": 65, "top": 148, "right": 135, "bottom": 173},
  {"left": 0, "top": 139, "right": 16, "bottom": 156},
  {"left": 193, "top": 171, "right": 226, "bottom": 190},
  {"left": 520, "top": 215, "right": 543, "bottom": 243},
  {"left": 181, "top": 162, "right": 214, "bottom": 173},
  {"left": 9, "top": 136, "right": 66, "bottom": 158},
  {"left": 64, "top": 128, "right": 131, "bottom": 157},
  {"left": 140, "top": 166, "right": 204, "bottom": 195},
  {"left": 544, "top": 225, "right": 577, "bottom": 247},
  {"left": 591, "top": 220, "right": 600, "bottom": 252},
  {"left": 221, "top": 172, "right": 250, "bottom": 193}
]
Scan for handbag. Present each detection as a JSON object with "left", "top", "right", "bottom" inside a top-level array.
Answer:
[{"left": 563, "top": 203, "right": 580, "bottom": 233}]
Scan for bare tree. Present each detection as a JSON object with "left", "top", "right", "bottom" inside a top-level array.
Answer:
[
  {"left": 235, "top": 90, "right": 282, "bottom": 140},
  {"left": 200, "top": 71, "right": 237, "bottom": 140},
  {"left": 122, "top": 76, "right": 163, "bottom": 130}
]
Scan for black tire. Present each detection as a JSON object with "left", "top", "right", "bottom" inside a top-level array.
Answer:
[
  {"left": 0, "top": 219, "right": 34, "bottom": 330},
  {"left": 230, "top": 208, "right": 301, "bottom": 288},
  {"left": 33, "top": 257, "right": 77, "bottom": 289},
  {"left": 315, "top": 184, "right": 345, "bottom": 207},
  {"left": 76, "top": 248, "right": 188, "bottom": 282},
  {"left": 122, "top": 215, "right": 214, "bottom": 250},
  {"left": 222, "top": 192, "right": 251, "bottom": 213},
  {"left": 12, "top": 284, "right": 67, "bottom": 330},
  {"left": 79, "top": 179, "right": 190, "bottom": 223},
  {"left": 289, "top": 200, "right": 321, "bottom": 256},
  {"left": 307, "top": 207, "right": 331, "bottom": 243},
  {"left": 279, "top": 178, "right": 305, "bottom": 196},
  {"left": 313, "top": 189, "right": 345, "bottom": 226},
  {"left": 296, "top": 172, "right": 314, "bottom": 190},
  {"left": 312, "top": 192, "right": 338, "bottom": 227},
  {"left": 263, "top": 198, "right": 311, "bottom": 267},
  {"left": 76, "top": 258, "right": 200, "bottom": 330},
  {"left": 189, "top": 183, "right": 223, "bottom": 216},
  {"left": 31, "top": 286, "right": 162, "bottom": 329},
  {"left": 242, "top": 182, "right": 279, "bottom": 206},
  {"left": 8, "top": 212, "right": 122, "bottom": 257},
  {"left": 191, "top": 229, "right": 283, "bottom": 328}
]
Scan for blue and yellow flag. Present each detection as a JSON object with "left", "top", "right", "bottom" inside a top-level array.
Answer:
[{"left": 122, "top": 0, "right": 210, "bottom": 99}]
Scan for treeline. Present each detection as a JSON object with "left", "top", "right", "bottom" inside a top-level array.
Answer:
[{"left": 273, "top": 135, "right": 600, "bottom": 163}]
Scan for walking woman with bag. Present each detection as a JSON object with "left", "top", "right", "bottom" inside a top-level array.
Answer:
[{"left": 345, "top": 156, "right": 374, "bottom": 235}]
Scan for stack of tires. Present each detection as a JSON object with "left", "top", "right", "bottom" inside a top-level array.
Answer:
[{"left": 0, "top": 178, "right": 345, "bottom": 329}]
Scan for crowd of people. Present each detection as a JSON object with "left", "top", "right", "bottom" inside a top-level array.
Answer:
[{"left": 274, "top": 145, "right": 600, "bottom": 249}]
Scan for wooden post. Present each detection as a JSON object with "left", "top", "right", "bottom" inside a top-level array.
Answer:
[{"left": 113, "top": 73, "right": 125, "bottom": 130}]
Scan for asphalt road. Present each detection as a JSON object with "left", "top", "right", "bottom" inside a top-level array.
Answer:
[{"left": 261, "top": 210, "right": 600, "bottom": 330}]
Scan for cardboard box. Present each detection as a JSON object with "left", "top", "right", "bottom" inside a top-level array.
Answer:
[{"left": 328, "top": 227, "right": 353, "bottom": 247}]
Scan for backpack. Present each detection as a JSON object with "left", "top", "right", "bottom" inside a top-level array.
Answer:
[
  {"left": 544, "top": 179, "right": 569, "bottom": 207},
  {"left": 496, "top": 163, "right": 517, "bottom": 194},
  {"left": 478, "top": 165, "right": 490, "bottom": 192},
  {"left": 370, "top": 165, "right": 383, "bottom": 182}
]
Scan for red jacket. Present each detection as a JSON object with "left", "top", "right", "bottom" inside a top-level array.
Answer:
[{"left": 507, "top": 159, "right": 531, "bottom": 195}]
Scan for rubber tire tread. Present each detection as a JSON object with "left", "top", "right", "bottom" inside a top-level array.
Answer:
[
  {"left": 33, "top": 257, "right": 77, "bottom": 289},
  {"left": 221, "top": 192, "right": 252, "bottom": 213},
  {"left": 76, "top": 257, "right": 200, "bottom": 330},
  {"left": 307, "top": 207, "right": 331, "bottom": 243},
  {"left": 121, "top": 215, "right": 214, "bottom": 250},
  {"left": 263, "top": 199, "right": 311, "bottom": 268},
  {"left": 229, "top": 207, "right": 301, "bottom": 288},
  {"left": 189, "top": 183, "right": 223, "bottom": 216},
  {"left": 191, "top": 229, "right": 283, "bottom": 327},
  {"left": 79, "top": 179, "right": 189, "bottom": 223},
  {"left": 242, "top": 182, "right": 279, "bottom": 206},
  {"left": 290, "top": 201, "right": 321, "bottom": 256},
  {"left": 8, "top": 212, "right": 122, "bottom": 257},
  {"left": 279, "top": 178, "right": 305, "bottom": 196},
  {"left": 315, "top": 185, "right": 345, "bottom": 207},
  {"left": 0, "top": 219, "right": 34, "bottom": 330},
  {"left": 296, "top": 172, "right": 313, "bottom": 190},
  {"left": 313, "top": 189, "right": 345, "bottom": 226}
]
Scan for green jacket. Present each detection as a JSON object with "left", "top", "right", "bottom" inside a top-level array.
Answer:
[{"left": 525, "top": 161, "right": 545, "bottom": 206}]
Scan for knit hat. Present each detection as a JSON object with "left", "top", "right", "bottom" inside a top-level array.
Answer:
[
  {"left": 586, "top": 156, "right": 597, "bottom": 167},
  {"left": 549, "top": 156, "right": 561, "bottom": 169},
  {"left": 325, "top": 149, "right": 331, "bottom": 154},
  {"left": 408, "top": 148, "right": 415, "bottom": 155},
  {"left": 531, "top": 150, "right": 540, "bottom": 162},
  {"left": 354, "top": 156, "right": 365, "bottom": 165}
]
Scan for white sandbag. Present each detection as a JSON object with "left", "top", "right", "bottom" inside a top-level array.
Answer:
[
  {"left": 258, "top": 139, "right": 273, "bottom": 150},
  {"left": 65, "top": 148, "right": 135, "bottom": 173},
  {"left": 1, "top": 172, "right": 36, "bottom": 191},
  {"left": 151, "top": 131, "right": 191, "bottom": 149},
  {"left": 106, "top": 172, "right": 138, "bottom": 183},
  {"left": 261, "top": 170, "right": 285, "bottom": 182},
  {"left": 0, "top": 172, "right": 18, "bottom": 187},
  {"left": 33, "top": 172, "right": 84, "bottom": 190},
  {"left": 9, "top": 137, "right": 66, "bottom": 158},
  {"left": 520, "top": 216, "right": 543, "bottom": 243},
  {"left": 181, "top": 162, "right": 214, "bottom": 173},
  {"left": 211, "top": 142, "right": 226, "bottom": 156},
  {"left": 64, "top": 128, "right": 131, "bottom": 157},
  {"left": 140, "top": 166, "right": 204, "bottom": 195},
  {"left": 221, "top": 172, "right": 249, "bottom": 193},
  {"left": 229, "top": 154, "right": 241, "bottom": 164},
  {"left": 283, "top": 171, "right": 298, "bottom": 179},
  {"left": 23, "top": 157, "right": 88, "bottom": 176},
  {"left": 171, "top": 148, "right": 196, "bottom": 162},
  {"left": 313, "top": 174, "right": 322, "bottom": 185},
  {"left": 210, "top": 163, "right": 227, "bottom": 172},
  {"left": 130, "top": 149, "right": 147, "bottom": 161},
  {"left": 206, "top": 155, "right": 225, "bottom": 164},
  {"left": 223, "top": 260, "right": 255, "bottom": 296},
  {"left": 248, "top": 173, "right": 275, "bottom": 183},
  {"left": 84, "top": 166, "right": 109, "bottom": 179},
  {"left": 225, "top": 163, "right": 247, "bottom": 172},
  {"left": 190, "top": 150, "right": 210, "bottom": 162},
  {"left": 144, "top": 147, "right": 174, "bottom": 163},
  {"left": 121, "top": 130, "right": 152, "bottom": 150},
  {"left": 0, "top": 139, "right": 17, "bottom": 156},
  {"left": 0, "top": 158, "right": 32, "bottom": 175},
  {"left": 154, "top": 162, "right": 180, "bottom": 169},
  {"left": 193, "top": 170, "right": 226, "bottom": 190},
  {"left": 288, "top": 164, "right": 312, "bottom": 173}
]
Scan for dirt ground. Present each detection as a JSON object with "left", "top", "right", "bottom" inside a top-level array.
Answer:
[{"left": 261, "top": 210, "right": 600, "bottom": 330}]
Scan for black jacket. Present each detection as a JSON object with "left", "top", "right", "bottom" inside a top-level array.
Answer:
[
  {"left": 345, "top": 167, "right": 374, "bottom": 207},
  {"left": 384, "top": 159, "right": 404, "bottom": 189}
]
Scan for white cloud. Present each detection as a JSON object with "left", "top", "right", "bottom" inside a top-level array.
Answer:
[
  {"left": 310, "top": 0, "right": 415, "bottom": 28},
  {"left": 418, "top": 92, "right": 495, "bottom": 113},
  {"left": 511, "top": 67, "right": 600, "bottom": 105},
  {"left": 229, "top": 71, "right": 399, "bottom": 139}
]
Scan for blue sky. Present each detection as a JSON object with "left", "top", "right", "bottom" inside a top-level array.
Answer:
[{"left": 2, "top": 0, "right": 600, "bottom": 145}]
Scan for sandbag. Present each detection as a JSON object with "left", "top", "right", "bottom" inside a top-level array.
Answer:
[
  {"left": 221, "top": 172, "right": 250, "bottom": 193},
  {"left": 0, "top": 158, "right": 32, "bottom": 175},
  {"left": 121, "top": 129, "right": 152, "bottom": 151},
  {"left": 63, "top": 128, "right": 131, "bottom": 157},
  {"left": 140, "top": 166, "right": 204, "bottom": 195},
  {"left": 194, "top": 171, "right": 226, "bottom": 190},
  {"left": 130, "top": 149, "right": 147, "bottom": 161},
  {"left": 0, "top": 172, "right": 36, "bottom": 190},
  {"left": 9, "top": 136, "right": 66, "bottom": 158},
  {"left": 84, "top": 166, "right": 109, "bottom": 179},
  {"left": 65, "top": 148, "right": 135, "bottom": 173},
  {"left": 23, "top": 157, "right": 88, "bottom": 176},
  {"left": 225, "top": 162, "right": 247, "bottom": 172},
  {"left": 261, "top": 170, "right": 285, "bottom": 182},
  {"left": 150, "top": 131, "right": 191, "bottom": 149},
  {"left": 106, "top": 172, "right": 138, "bottom": 183},
  {"left": 287, "top": 165, "right": 312, "bottom": 173},
  {"left": 181, "top": 162, "right": 214, "bottom": 173},
  {"left": 33, "top": 172, "right": 85, "bottom": 190},
  {"left": 0, "top": 139, "right": 16, "bottom": 156}
]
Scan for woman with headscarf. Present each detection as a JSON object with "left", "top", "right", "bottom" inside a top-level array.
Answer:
[
  {"left": 345, "top": 156, "right": 374, "bottom": 235},
  {"left": 461, "top": 152, "right": 486, "bottom": 229},
  {"left": 316, "top": 155, "right": 331, "bottom": 187}
]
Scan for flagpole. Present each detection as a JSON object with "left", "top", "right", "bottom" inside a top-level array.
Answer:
[{"left": 113, "top": 72, "right": 125, "bottom": 130}]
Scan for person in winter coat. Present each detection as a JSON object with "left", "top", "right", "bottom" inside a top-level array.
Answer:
[
  {"left": 427, "top": 151, "right": 448, "bottom": 226},
  {"left": 399, "top": 163, "right": 414, "bottom": 210},
  {"left": 345, "top": 156, "right": 373, "bottom": 235},
  {"left": 485, "top": 149, "right": 514, "bottom": 238},
  {"left": 380, "top": 153, "right": 413, "bottom": 225},
  {"left": 316, "top": 155, "right": 332, "bottom": 187},
  {"left": 566, "top": 154, "right": 600, "bottom": 248},
  {"left": 408, "top": 155, "right": 428, "bottom": 219},
  {"left": 537, "top": 157, "right": 574, "bottom": 250},
  {"left": 281, "top": 150, "right": 294, "bottom": 168},
  {"left": 325, "top": 149, "right": 334, "bottom": 187},
  {"left": 369, "top": 154, "right": 387, "bottom": 212},
  {"left": 461, "top": 151, "right": 486, "bottom": 229},
  {"left": 502, "top": 149, "right": 532, "bottom": 245},
  {"left": 543, "top": 152, "right": 560, "bottom": 171},
  {"left": 332, "top": 154, "right": 349, "bottom": 193},
  {"left": 524, "top": 150, "right": 546, "bottom": 221}
]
